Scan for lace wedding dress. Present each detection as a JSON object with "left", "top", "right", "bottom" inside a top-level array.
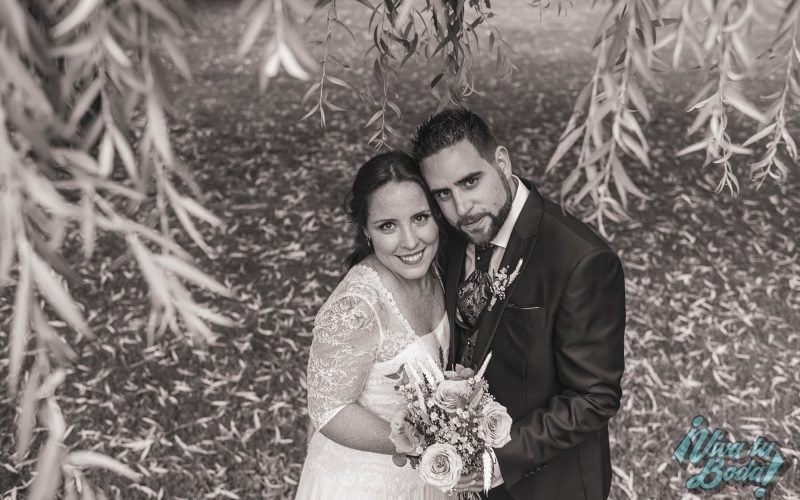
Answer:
[{"left": 295, "top": 264, "right": 450, "bottom": 500}]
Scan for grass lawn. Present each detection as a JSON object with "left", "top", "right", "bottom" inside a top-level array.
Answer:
[{"left": 1, "top": 1, "right": 798, "bottom": 499}]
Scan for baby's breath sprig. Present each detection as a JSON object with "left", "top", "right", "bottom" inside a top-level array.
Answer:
[{"left": 488, "top": 259, "right": 524, "bottom": 310}]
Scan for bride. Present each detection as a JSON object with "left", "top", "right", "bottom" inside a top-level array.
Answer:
[{"left": 295, "top": 151, "right": 451, "bottom": 500}]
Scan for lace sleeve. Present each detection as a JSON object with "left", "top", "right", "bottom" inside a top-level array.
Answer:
[{"left": 307, "top": 293, "right": 380, "bottom": 430}]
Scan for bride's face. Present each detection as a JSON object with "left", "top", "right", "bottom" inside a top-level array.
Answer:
[{"left": 364, "top": 181, "right": 439, "bottom": 281}]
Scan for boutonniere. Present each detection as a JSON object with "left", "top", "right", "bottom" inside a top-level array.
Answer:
[{"left": 487, "top": 258, "right": 523, "bottom": 311}]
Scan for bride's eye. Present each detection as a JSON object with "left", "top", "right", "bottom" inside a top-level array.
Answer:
[{"left": 379, "top": 222, "right": 396, "bottom": 232}]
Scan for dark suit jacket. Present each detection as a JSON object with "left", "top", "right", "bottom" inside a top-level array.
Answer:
[{"left": 444, "top": 180, "right": 625, "bottom": 500}]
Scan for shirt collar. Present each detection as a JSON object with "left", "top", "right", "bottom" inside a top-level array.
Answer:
[{"left": 491, "top": 175, "right": 529, "bottom": 249}]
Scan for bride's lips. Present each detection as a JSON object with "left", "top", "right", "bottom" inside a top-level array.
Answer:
[{"left": 397, "top": 248, "right": 426, "bottom": 265}]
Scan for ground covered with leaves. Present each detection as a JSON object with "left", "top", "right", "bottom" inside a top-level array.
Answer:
[{"left": 1, "top": 1, "right": 799, "bottom": 499}]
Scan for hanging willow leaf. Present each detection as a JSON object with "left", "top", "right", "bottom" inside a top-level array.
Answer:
[
  {"left": 8, "top": 247, "right": 32, "bottom": 396},
  {"left": 238, "top": 0, "right": 271, "bottom": 57},
  {"left": 16, "top": 365, "right": 40, "bottom": 463},
  {"left": 27, "top": 400, "right": 65, "bottom": 500},
  {"left": 0, "top": 41, "right": 54, "bottom": 115},
  {"left": 177, "top": 303, "right": 218, "bottom": 343},
  {"left": 676, "top": 138, "right": 710, "bottom": 157},
  {"left": 278, "top": 42, "right": 312, "bottom": 80},
  {"left": 724, "top": 87, "right": 767, "bottom": 123},
  {"left": 52, "top": 0, "right": 102, "bottom": 37},
  {"left": 0, "top": 0, "right": 31, "bottom": 54},
  {"left": 325, "top": 75, "right": 353, "bottom": 89},
  {"left": 66, "top": 451, "right": 142, "bottom": 482},
  {"left": 33, "top": 305, "right": 77, "bottom": 364},
  {"left": 146, "top": 96, "right": 175, "bottom": 166},
  {"left": 743, "top": 123, "right": 778, "bottom": 147},
  {"left": 97, "top": 130, "right": 115, "bottom": 178},
  {"left": 66, "top": 77, "right": 104, "bottom": 132},
  {"left": 546, "top": 125, "right": 585, "bottom": 173},
  {"left": 102, "top": 34, "right": 132, "bottom": 68},
  {"left": 0, "top": 193, "right": 15, "bottom": 282},
  {"left": 110, "top": 124, "right": 139, "bottom": 182},
  {"left": 128, "top": 234, "right": 172, "bottom": 306},
  {"left": 160, "top": 32, "right": 191, "bottom": 80},
  {"left": 283, "top": 24, "right": 320, "bottom": 72},
  {"left": 154, "top": 254, "right": 232, "bottom": 297},
  {"left": 36, "top": 369, "right": 67, "bottom": 400},
  {"left": 178, "top": 195, "right": 223, "bottom": 227},
  {"left": 611, "top": 152, "right": 650, "bottom": 203},
  {"left": 29, "top": 253, "right": 92, "bottom": 339},
  {"left": 626, "top": 79, "right": 651, "bottom": 121}
]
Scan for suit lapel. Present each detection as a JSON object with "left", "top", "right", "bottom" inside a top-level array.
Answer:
[
  {"left": 471, "top": 180, "right": 544, "bottom": 368},
  {"left": 444, "top": 234, "right": 466, "bottom": 366}
]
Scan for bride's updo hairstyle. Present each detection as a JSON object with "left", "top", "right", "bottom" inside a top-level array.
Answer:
[{"left": 344, "top": 151, "right": 442, "bottom": 270}]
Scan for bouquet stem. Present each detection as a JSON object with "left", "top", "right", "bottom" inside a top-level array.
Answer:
[{"left": 457, "top": 492, "right": 484, "bottom": 500}]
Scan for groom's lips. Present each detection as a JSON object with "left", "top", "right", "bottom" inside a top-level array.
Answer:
[{"left": 460, "top": 215, "right": 487, "bottom": 230}]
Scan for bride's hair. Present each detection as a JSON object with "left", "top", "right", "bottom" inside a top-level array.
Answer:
[{"left": 343, "top": 151, "right": 444, "bottom": 271}]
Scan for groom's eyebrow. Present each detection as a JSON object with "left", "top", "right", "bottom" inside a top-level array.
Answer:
[
  {"left": 429, "top": 171, "right": 483, "bottom": 196},
  {"left": 456, "top": 171, "right": 482, "bottom": 185}
]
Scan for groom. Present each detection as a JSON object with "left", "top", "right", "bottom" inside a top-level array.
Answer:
[{"left": 410, "top": 108, "right": 625, "bottom": 500}]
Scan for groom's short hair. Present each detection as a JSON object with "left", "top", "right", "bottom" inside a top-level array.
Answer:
[{"left": 410, "top": 108, "right": 498, "bottom": 164}]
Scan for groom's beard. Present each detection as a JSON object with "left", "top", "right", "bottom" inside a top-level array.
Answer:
[{"left": 456, "top": 194, "right": 512, "bottom": 246}]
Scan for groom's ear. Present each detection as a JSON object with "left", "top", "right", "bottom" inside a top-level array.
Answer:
[{"left": 495, "top": 146, "right": 512, "bottom": 179}]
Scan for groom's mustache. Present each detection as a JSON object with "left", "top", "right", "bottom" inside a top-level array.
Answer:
[{"left": 458, "top": 213, "right": 490, "bottom": 228}]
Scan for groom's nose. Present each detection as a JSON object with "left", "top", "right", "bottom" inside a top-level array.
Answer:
[{"left": 453, "top": 192, "right": 470, "bottom": 217}]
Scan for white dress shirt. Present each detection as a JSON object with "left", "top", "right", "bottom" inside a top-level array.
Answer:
[
  {"left": 464, "top": 176, "right": 530, "bottom": 277},
  {"left": 461, "top": 175, "right": 529, "bottom": 489}
]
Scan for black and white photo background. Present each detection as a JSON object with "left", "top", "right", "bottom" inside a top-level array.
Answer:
[{"left": 0, "top": 0, "right": 797, "bottom": 499}]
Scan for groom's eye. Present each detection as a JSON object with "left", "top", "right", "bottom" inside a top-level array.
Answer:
[
  {"left": 413, "top": 214, "right": 430, "bottom": 223},
  {"left": 435, "top": 190, "right": 451, "bottom": 201},
  {"left": 464, "top": 176, "right": 478, "bottom": 187}
]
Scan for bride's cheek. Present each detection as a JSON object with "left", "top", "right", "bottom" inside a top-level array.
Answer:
[{"left": 424, "top": 226, "right": 440, "bottom": 247}]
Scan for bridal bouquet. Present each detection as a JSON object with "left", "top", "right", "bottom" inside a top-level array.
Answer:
[{"left": 387, "top": 352, "right": 512, "bottom": 497}]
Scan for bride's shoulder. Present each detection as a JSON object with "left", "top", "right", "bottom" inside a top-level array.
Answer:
[
  {"left": 314, "top": 264, "right": 384, "bottom": 326},
  {"left": 338, "top": 264, "right": 382, "bottom": 303}
]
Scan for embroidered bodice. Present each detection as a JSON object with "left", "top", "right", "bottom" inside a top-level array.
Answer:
[{"left": 307, "top": 264, "right": 448, "bottom": 429}]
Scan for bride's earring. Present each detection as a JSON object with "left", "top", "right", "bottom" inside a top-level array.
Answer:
[{"left": 366, "top": 236, "right": 372, "bottom": 247}]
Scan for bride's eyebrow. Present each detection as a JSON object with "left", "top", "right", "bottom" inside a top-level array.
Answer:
[{"left": 371, "top": 217, "right": 397, "bottom": 225}]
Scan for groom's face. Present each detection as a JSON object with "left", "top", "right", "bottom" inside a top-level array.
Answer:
[{"left": 420, "top": 139, "right": 513, "bottom": 246}]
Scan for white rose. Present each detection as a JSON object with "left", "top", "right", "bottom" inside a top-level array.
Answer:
[
  {"left": 418, "top": 443, "right": 463, "bottom": 492},
  {"left": 389, "top": 411, "right": 423, "bottom": 455},
  {"left": 443, "top": 364, "right": 475, "bottom": 381},
  {"left": 432, "top": 380, "right": 471, "bottom": 413},
  {"left": 478, "top": 401, "right": 512, "bottom": 448}
]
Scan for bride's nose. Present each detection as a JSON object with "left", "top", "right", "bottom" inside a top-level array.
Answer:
[{"left": 399, "top": 225, "right": 418, "bottom": 249}]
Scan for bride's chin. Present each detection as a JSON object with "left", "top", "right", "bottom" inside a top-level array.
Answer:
[{"left": 397, "top": 261, "right": 435, "bottom": 280}]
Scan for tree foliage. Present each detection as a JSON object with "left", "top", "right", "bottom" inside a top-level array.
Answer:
[
  {"left": 1, "top": 0, "right": 798, "bottom": 497},
  {"left": 1, "top": 0, "right": 232, "bottom": 496}
]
